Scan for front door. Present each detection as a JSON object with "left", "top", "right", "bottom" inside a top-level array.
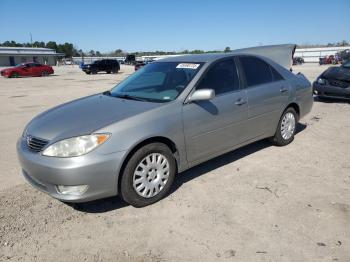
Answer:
[{"left": 182, "top": 58, "right": 249, "bottom": 163}]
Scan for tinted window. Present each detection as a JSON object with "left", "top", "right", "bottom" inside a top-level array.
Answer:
[
  {"left": 270, "top": 66, "right": 284, "bottom": 81},
  {"left": 240, "top": 56, "right": 273, "bottom": 87},
  {"left": 197, "top": 59, "right": 239, "bottom": 95}
]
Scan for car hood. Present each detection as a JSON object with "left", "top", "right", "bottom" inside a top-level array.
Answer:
[
  {"left": 26, "top": 94, "right": 163, "bottom": 141},
  {"left": 322, "top": 66, "right": 350, "bottom": 82}
]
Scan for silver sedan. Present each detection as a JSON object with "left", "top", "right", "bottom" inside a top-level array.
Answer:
[{"left": 17, "top": 52, "right": 313, "bottom": 207}]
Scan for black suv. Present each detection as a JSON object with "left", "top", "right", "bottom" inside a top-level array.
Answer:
[{"left": 82, "top": 59, "right": 120, "bottom": 74}]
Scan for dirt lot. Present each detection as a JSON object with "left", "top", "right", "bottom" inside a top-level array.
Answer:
[{"left": 0, "top": 64, "right": 349, "bottom": 262}]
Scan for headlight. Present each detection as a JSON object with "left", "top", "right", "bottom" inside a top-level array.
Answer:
[
  {"left": 42, "top": 133, "right": 110, "bottom": 157},
  {"left": 317, "top": 78, "right": 326, "bottom": 85}
]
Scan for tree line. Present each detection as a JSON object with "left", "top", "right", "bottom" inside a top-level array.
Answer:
[
  {"left": 0, "top": 40, "right": 231, "bottom": 57},
  {"left": 1, "top": 39, "right": 348, "bottom": 58},
  {"left": 0, "top": 40, "right": 81, "bottom": 57}
]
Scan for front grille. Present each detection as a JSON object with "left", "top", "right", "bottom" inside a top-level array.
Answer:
[
  {"left": 329, "top": 80, "right": 349, "bottom": 88},
  {"left": 26, "top": 136, "right": 49, "bottom": 152}
]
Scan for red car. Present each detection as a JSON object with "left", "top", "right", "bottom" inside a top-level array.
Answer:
[{"left": 0, "top": 62, "right": 54, "bottom": 78}]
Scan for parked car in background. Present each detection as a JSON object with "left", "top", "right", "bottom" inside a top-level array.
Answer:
[
  {"left": 17, "top": 51, "right": 313, "bottom": 207},
  {"left": 1, "top": 63, "right": 54, "bottom": 78},
  {"left": 293, "top": 57, "right": 304, "bottom": 65},
  {"left": 125, "top": 54, "right": 136, "bottom": 65},
  {"left": 336, "top": 49, "right": 350, "bottom": 63},
  {"left": 319, "top": 55, "right": 340, "bottom": 65},
  {"left": 81, "top": 59, "right": 120, "bottom": 74},
  {"left": 313, "top": 59, "right": 350, "bottom": 99},
  {"left": 134, "top": 61, "right": 146, "bottom": 71}
]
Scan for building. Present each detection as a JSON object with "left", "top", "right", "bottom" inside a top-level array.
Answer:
[
  {"left": 0, "top": 46, "right": 64, "bottom": 66},
  {"left": 294, "top": 46, "right": 350, "bottom": 63}
]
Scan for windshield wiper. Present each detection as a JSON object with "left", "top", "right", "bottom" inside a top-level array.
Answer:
[{"left": 114, "top": 93, "right": 149, "bottom": 102}]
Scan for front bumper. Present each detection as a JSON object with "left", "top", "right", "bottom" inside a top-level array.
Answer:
[
  {"left": 1, "top": 71, "right": 10, "bottom": 77},
  {"left": 17, "top": 138, "right": 126, "bottom": 202},
  {"left": 313, "top": 82, "right": 350, "bottom": 99}
]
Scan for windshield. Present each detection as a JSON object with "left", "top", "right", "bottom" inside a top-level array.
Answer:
[
  {"left": 342, "top": 60, "right": 350, "bottom": 68},
  {"left": 109, "top": 62, "right": 203, "bottom": 102}
]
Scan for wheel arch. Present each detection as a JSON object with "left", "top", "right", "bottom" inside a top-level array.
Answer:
[
  {"left": 285, "top": 102, "right": 300, "bottom": 120},
  {"left": 117, "top": 136, "right": 179, "bottom": 193}
]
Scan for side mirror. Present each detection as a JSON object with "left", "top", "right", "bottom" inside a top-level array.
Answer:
[{"left": 189, "top": 89, "right": 215, "bottom": 102}]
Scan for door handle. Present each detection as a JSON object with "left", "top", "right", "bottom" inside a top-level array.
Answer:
[
  {"left": 280, "top": 87, "right": 289, "bottom": 93},
  {"left": 235, "top": 99, "right": 247, "bottom": 106}
]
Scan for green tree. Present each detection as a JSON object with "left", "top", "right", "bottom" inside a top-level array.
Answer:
[
  {"left": 46, "top": 41, "right": 58, "bottom": 51},
  {"left": 224, "top": 46, "right": 231, "bottom": 53}
]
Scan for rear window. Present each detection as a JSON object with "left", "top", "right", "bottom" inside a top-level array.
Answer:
[
  {"left": 239, "top": 56, "right": 273, "bottom": 87},
  {"left": 270, "top": 66, "right": 284, "bottom": 81}
]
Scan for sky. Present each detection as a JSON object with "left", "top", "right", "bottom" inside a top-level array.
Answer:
[{"left": 0, "top": 0, "right": 349, "bottom": 52}]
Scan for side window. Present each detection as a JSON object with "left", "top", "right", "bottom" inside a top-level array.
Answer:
[
  {"left": 239, "top": 56, "right": 273, "bottom": 87},
  {"left": 270, "top": 66, "right": 284, "bottom": 81},
  {"left": 197, "top": 59, "right": 239, "bottom": 95}
]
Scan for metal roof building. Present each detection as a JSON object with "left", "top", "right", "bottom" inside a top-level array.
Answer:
[{"left": 0, "top": 47, "right": 64, "bottom": 66}]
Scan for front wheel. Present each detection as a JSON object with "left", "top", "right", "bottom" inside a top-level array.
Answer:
[
  {"left": 270, "top": 107, "right": 298, "bottom": 146},
  {"left": 120, "top": 143, "right": 176, "bottom": 207},
  {"left": 10, "top": 72, "right": 19, "bottom": 78}
]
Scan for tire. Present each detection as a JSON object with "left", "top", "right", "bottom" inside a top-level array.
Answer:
[
  {"left": 10, "top": 72, "right": 19, "bottom": 78},
  {"left": 270, "top": 107, "right": 298, "bottom": 146},
  {"left": 120, "top": 143, "right": 176, "bottom": 207},
  {"left": 41, "top": 71, "right": 49, "bottom": 77},
  {"left": 85, "top": 71, "right": 91, "bottom": 75},
  {"left": 106, "top": 71, "right": 111, "bottom": 74},
  {"left": 112, "top": 68, "right": 119, "bottom": 74},
  {"left": 91, "top": 70, "right": 98, "bottom": 74}
]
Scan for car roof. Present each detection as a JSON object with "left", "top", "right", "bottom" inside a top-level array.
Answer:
[{"left": 158, "top": 53, "right": 232, "bottom": 63}]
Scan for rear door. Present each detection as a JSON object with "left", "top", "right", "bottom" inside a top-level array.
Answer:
[
  {"left": 237, "top": 56, "right": 289, "bottom": 138},
  {"left": 33, "top": 63, "right": 43, "bottom": 76},
  {"left": 182, "top": 58, "right": 249, "bottom": 163}
]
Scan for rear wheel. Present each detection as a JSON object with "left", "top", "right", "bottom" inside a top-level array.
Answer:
[
  {"left": 41, "top": 71, "right": 49, "bottom": 77},
  {"left": 112, "top": 68, "right": 119, "bottom": 74},
  {"left": 106, "top": 70, "right": 111, "bottom": 74},
  {"left": 120, "top": 143, "right": 176, "bottom": 207},
  {"left": 270, "top": 107, "right": 298, "bottom": 146},
  {"left": 91, "top": 70, "right": 98, "bottom": 74}
]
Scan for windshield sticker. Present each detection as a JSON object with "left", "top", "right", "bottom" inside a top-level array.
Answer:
[{"left": 176, "top": 63, "right": 200, "bottom": 69}]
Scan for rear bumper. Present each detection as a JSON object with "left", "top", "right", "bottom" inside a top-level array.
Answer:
[
  {"left": 17, "top": 137, "right": 126, "bottom": 203},
  {"left": 313, "top": 82, "right": 350, "bottom": 99}
]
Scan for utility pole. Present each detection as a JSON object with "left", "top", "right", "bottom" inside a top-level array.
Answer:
[{"left": 30, "top": 33, "right": 33, "bottom": 47}]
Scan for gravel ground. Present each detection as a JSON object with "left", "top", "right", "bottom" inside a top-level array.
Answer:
[{"left": 0, "top": 64, "right": 349, "bottom": 262}]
